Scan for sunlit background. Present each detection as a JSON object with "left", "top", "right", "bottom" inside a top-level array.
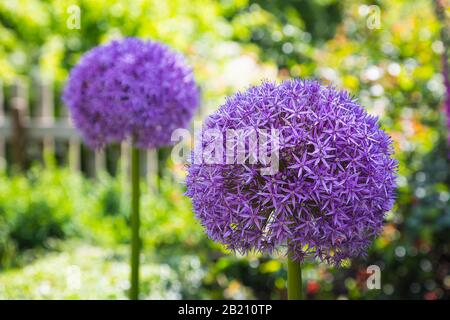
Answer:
[{"left": 0, "top": 0, "right": 449, "bottom": 299}]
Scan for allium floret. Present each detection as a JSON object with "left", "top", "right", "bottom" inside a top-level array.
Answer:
[
  {"left": 63, "top": 37, "right": 200, "bottom": 149},
  {"left": 186, "top": 79, "right": 397, "bottom": 265}
]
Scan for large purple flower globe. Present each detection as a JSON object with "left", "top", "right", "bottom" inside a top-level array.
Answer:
[
  {"left": 63, "top": 37, "right": 200, "bottom": 149},
  {"left": 186, "top": 79, "right": 397, "bottom": 265}
]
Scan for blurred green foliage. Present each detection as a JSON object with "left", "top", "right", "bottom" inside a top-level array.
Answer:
[
  {"left": 0, "top": 0, "right": 449, "bottom": 299},
  {"left": 0, "top": 167, "right": 84, "bottom": 266},
  {"left": 0, "top": 166, "right": 287, "bottom": 299}
]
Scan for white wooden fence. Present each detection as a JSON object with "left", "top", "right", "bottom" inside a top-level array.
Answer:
[{"left": 0, "top": 78, "right": 158, "bottom": 185}]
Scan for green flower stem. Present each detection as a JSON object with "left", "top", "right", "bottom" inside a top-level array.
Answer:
[
  {"left": 130, "top": 146, "right": 141, "bottom": 300},
  {"left": 287, "top": 248, "right": 303, "bottom": 300}
]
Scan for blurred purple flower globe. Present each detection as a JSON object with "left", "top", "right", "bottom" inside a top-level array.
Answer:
[
  {"left": 186, "top": 79, "right": 397, "bottom": 265},
  {"left": 63, "top": 37, "right": 200, "bottom": 149}
]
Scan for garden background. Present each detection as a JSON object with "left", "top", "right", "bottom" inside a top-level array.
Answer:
[{"left": 0, "top": 0, "right": 449, "bottom": 299}]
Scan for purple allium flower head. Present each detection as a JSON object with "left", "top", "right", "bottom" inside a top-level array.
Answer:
[
  {"left": 63, "top": 37, "right": 200, "bottom": 149},
  {"left": 186, "top": 79, "right": 397, "bottom": 265}
]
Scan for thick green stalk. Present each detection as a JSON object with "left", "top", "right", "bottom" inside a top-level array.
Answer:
[
  {"left": 287, "top": 248, "right": 303, "bottom": 300},
  {"left": 130, "top": 146, "right": 140, "bottom": 300}
]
